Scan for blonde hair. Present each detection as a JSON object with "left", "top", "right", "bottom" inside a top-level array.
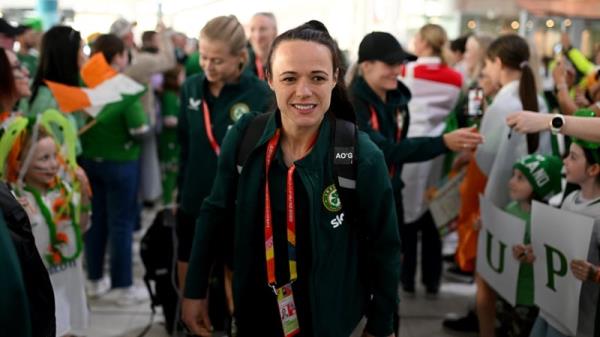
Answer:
[
  {"left": 200, "top": 15, "right": 247, "bottom": 55},
  {"left": 468, "top": 33, "right": 495, "bottom": 82},
  {"left": 253, "top": 12, "right": 277, "bottom": 27},
  {"left": 419, "top": 24, "right": 447, "bottom": 60}
]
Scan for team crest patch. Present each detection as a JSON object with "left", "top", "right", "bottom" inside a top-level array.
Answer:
[
  {"left": 230, "top": 103, "right": 250, "bottom": 121},
  {"left": 322, "top": 184, "right": 342, "bottom": 212}
]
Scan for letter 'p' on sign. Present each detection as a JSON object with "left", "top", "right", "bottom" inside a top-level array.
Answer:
[{"left": 544, "top": 244, "right": 568, "bottom": 292}]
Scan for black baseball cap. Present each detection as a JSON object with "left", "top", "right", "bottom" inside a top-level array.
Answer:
[
  {"left": 0, "top": 18, "right": 24, "bottom": 37},
  {"left": 358, "top": 31, "right": 416, "bottom": 64}
]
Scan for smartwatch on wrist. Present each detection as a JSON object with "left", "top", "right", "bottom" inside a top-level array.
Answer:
[{"left": 549, "top": 114, "right": 566, "bottom": 135}]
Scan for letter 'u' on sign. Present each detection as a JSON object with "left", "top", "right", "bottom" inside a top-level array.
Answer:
[
  {"left": 477, "top": 195, "right": 525, "bottom": 307},
  {"left": 486, "top": 230, "right": 507, "bottom": 274}
]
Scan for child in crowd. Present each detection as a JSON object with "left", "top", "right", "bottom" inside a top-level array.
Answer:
[
  {"left": 159, "top": 64, "right": 184, "bottom": 206},
  {"left": 530, "top": 109, "right": 600, "bottom": 337},
  {"left": 3, "top": 114, "right": 91, "bottom": 337},
  {"left": 501, "top": 154, "right": 563, "bottom": 337}
]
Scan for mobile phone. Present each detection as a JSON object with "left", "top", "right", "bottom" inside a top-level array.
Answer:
[
  {"left": 467, "top": 87, "right": 484, "bottom": 117},
  {"left": 554, "top": 43, "right": 563, "bottom": 57}
]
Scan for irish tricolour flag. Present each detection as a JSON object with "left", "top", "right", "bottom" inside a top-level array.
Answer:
[{"left": 45, "top": 53, "right": 145, "bottom": 120}]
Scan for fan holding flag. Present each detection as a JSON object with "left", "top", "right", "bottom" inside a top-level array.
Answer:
[{"left": 51, "top": 33, "right": 150, "bottom": 304}]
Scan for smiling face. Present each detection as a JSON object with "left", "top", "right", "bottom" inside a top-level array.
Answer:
[
  {"left": 23, "top": 136, "right": 59, "bottom": 190},
  {"left": 361, "top": 60, "right": 401, "bottom": 94},
  {"left": 267, "top": 40, "right": 337, "bottom": 131}
]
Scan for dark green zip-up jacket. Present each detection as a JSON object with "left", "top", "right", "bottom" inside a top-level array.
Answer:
[
  {"left": 0, "top": 211, "right": 31, "bottom": 337},
  {"left": 350, "top": 76, "right": 449, "bottom": 219},
  {"left": 177, "top": 71, "right": 273, "bottom": 217},
  {"left": 185, "top": 112, "right": 401, "bottom": 337}
]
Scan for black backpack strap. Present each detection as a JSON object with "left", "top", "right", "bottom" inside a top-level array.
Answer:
[
  {"left": 331, "top": 118, "right": 358, "bottom": 224},
  {"left": 236, "top": 113, "right": 272, "bottom": 174}
]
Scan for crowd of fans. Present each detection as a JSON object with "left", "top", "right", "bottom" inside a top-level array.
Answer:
[{"left": 1, "top": 10, "right": 600, "bottom": 337}]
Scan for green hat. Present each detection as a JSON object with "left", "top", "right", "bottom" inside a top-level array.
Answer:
[
  {"left": 513, "top": 154, "right": 563, "bottom": 199},
  {"left": 572, "top": 109, "right": 600, "bottom": 164},
  {"left": 22, "top": 17, "right": 43, "bottom": 32}
]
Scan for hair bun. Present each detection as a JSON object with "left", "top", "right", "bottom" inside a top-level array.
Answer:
[{"left": 301, "top": 20, "right": 330, "bottom": 35}]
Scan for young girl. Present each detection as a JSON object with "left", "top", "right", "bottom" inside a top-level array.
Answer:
[
  {"left": 501, "top": 154, "right": 563, "bottom": 337},
  {"left": 3, "top": 113, "right": 91, "bottom": 337},
  {"left": 530, "top": 109, "right": 600, "bottom": 337},
  {"left": 458, "top": 34, "right": 552, "bottom": 337}
]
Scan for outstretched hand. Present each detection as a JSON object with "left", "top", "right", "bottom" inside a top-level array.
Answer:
[
  {"left": 506, "top": 111, "right": 551, "bottom": 134},
  {"left": 443, "top": 126, "right": 484, "bottom": 152}
]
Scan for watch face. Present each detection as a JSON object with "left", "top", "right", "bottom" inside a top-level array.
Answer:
[{"left": 551, "top": 116, "right": 564, "bottom": 128}]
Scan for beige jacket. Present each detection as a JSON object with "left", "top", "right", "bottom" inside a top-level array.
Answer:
[{"left": 125, "top": 30, "right": 176, "bottom": 126}]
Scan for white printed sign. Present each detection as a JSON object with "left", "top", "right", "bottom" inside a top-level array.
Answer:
[
  {"left": 531, "top": 201, "right": 594, "bottom": 336},
  {"left": 476, "top": 195, "right": 526, "bottom": 306}
]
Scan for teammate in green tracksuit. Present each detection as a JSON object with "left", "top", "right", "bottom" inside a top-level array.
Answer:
[
  {"left": 176, "top": 16, "right": 273, "bottom": 282},
  {"left": 349, "top": 32, "right": 483, "bottom": 302},
  {"left": 349, "top": 32, "right": 483, "bottom": 228},
  {"left": 182, "top": 22, "right": 400, "bottom": 337},
  {"left": 177, "top": 69, "right": 272, "bottom": 255}
]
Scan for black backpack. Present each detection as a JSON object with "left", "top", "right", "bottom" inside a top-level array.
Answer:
[{"left": 139, "top": 208, "right": 179, "bottom": 334}]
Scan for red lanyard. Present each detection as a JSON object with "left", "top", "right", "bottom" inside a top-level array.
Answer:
[
  {"left": 264, "top": 129, "right": 317, "bottom": 288},
  {"left": 255, "top": 56, "right": 265, "bottom": 80},
  {"left": 369, "top": 105, "right": 403, "bottom": 176},
  {"left": 369, "top": 105, "right": 402, "bottom": 142},
  {"left": 369, "top": 105, "right": 380, "bottom": 131},
  {"left": 202, "top": 100, "right": 221, "bottom": 155}
]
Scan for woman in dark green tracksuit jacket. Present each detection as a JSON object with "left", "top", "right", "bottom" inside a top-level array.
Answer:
[
  {"left": 183, "top": 22, "right": 400, "bottom": 337},
  {"left": 349, "top": 32, "right": 483, "bottom": 298},
  {"left": 349, "top": 32, "right": 483, "bottom": 229},
  {"left": 176, "top": 16, "right": 273, "bottom": 265}
]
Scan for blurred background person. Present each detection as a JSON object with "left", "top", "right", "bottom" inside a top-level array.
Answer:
[
  {"left": 247, "top": 12, "right": 277, "bottom": 80},
  {"left": 80, "top": 33, "right": 150, "bottom": 305},
  {"left": 159, "top": 64, "right": 184, "bottom": 207},
  {"left": 0, "top": 18, "right": 22, "bottom": 50},
  {"left": 0, "top": 47, "right": 31, "bottom": 117},
  {"left": 400, "top": 23, "right": 463, "bottom": 297},
  {"left": 110, "top": 18, "right": 175, "bottom": 206},
  {"left": 448, "top": 33, "right": 470, "bottom": 81},
  {"left": 15, "top": 22, "right": 41, "bottom": 79}
]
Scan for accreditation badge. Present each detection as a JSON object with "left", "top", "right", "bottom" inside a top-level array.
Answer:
[{"left": 276, "top": 283, "right": 300, "bottom": 337}]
